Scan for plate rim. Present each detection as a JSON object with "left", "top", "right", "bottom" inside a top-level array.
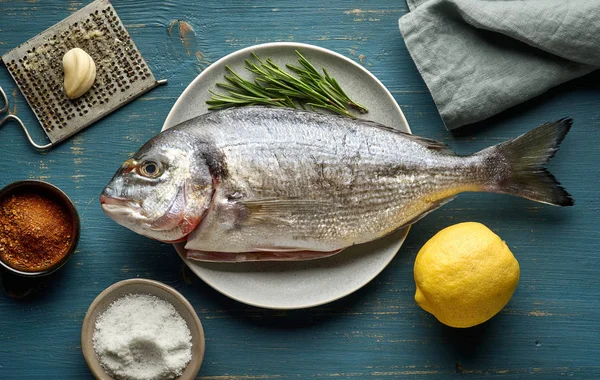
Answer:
[
  {"left": 163, "top": 42, "right": 411, "bottom": 310},
  {"left": 163, "top": 42, "right": 410, "bottom": 133},
  {"left": 175, "top": 227, "right": 410, "bottom": 310}
]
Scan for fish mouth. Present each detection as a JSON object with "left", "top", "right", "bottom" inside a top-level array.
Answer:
[
  {"left": 100, "top": 194, "right": 143, "bottom": 215},
  {"left": 100, "top": 194, "right": 130, "bottom": 206}
]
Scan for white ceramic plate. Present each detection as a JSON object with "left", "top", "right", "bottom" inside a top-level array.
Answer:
[{"left": 163, "top": 42, "right": 410, "bottom": 309}]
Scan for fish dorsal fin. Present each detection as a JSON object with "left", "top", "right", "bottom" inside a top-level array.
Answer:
[
  {"left": 357, "top": 119, "right": 455, "bottom": 154},
  {"left": 402, "top": 134, "right": 455, "bottom": 154},
  {"left": 222, "top": 106, "right": 455, "bottom": 153}
]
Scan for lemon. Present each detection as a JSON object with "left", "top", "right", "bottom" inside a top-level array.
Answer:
[{"left": 414, "top": 222, "right": 519, "bottom": 328}]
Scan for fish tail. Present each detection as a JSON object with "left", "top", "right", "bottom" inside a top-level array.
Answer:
[{"left": 479, "top": 118, "right": 574, "bottom": 206}]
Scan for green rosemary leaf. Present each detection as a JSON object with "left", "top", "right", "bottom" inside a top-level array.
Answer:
[{"left": 207, "top": 51, "right": 368, "bottom": 117}]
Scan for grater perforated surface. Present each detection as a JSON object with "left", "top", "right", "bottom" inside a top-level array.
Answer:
[{"left": 1, "top": 0, "right": 165, "bottom": 145}]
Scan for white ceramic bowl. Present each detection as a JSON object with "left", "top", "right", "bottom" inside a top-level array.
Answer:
[{"left": 81, "top": 279, "right": 205, "bottom": 379}]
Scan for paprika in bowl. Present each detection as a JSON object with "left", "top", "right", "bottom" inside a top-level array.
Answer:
[{"left": 0, "top": 180, "right": 80, "bottom": 276}]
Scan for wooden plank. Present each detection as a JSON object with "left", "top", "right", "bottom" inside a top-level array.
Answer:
[{"left": 0, "top": 0, "right": 599, "bottom": 378}]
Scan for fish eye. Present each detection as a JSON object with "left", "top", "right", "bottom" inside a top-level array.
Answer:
[{"left": 139, "top": 160, "right": 162, "bottom": 178}]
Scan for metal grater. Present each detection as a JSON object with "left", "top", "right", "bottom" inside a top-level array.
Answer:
[{"left": 1, "top": 0, "right": 166, "bottom": 150}]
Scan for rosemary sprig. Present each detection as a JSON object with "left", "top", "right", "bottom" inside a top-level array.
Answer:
[{"left": 206, "top": 51, "right": 368, "bottom": 118}]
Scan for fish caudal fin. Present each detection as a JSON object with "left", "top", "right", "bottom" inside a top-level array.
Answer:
[{"left": 483, "top": 118, "right": 574, "bottom": 206}]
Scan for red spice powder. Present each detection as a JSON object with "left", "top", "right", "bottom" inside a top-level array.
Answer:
[{"left": 0, "top": 192, "right": 74, "bottom": 272}]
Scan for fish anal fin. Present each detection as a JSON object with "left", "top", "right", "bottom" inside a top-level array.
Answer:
[
  {"left": 396, "top": 195, "right": 457, "bottom": 230},
  {"left": 186, "top": 249, "right": 343, "bottom": 262},
  {"left": 254, "top": 246, "right": 314, "bottom": 252}
]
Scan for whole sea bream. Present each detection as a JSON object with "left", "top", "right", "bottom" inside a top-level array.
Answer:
[{"left": 100, "top": 107, "right": 573, "bottom": 262}]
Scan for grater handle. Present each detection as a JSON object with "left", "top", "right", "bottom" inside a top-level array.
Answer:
[
  {"left": 0, "top": 87, "right": 52, "bottom": 151},
  {"left": 0, "top": 115, "right": 53, "bottom": 151},
  {"left": 0, "top": 85, "right": 6, "bottom": 114}
]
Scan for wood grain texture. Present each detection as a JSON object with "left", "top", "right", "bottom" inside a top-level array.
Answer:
[{"left": 1, "top": 1, "right": 599, "bottom": 378}]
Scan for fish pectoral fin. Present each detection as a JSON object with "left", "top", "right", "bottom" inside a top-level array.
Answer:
[
  {"left": 186, "top": 249, "right": 343, "bottom": 262},
  {"left": 238, "top": 198, "right": 333, "bottom": 226}
]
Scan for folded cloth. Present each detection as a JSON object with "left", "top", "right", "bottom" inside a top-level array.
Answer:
[{"left": 399, "top": 0, "right": 600, "bottom": 130}]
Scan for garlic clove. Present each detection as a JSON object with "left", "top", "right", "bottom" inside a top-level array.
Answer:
[{"left": 62, "top": 48, "right": 96, "bottom": 99}]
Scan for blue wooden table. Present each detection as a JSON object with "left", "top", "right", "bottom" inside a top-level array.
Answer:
[{"left": 1, "top": 1, "right": 599, "bottom": 378}]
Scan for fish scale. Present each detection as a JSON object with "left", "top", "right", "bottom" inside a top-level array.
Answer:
[{"left": 183, "top": 109, "right": 482, "bottom": 251}]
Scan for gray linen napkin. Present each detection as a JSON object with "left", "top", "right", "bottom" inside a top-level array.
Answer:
[{"left": 399, "top": 0, "right": 600, "bottom": 130}]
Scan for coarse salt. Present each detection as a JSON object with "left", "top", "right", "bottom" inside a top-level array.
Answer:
[{"left": 92, "top": 293, "right": 192, "bottom": 380}]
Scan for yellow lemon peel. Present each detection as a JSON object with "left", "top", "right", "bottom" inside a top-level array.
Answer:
[{"left": 414, "top": 222, "right": 520, "bottom": 328}]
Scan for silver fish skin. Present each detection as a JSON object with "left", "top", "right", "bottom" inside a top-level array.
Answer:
[{"left": 100, "top": 107, "right": 573, "bottom": 262}]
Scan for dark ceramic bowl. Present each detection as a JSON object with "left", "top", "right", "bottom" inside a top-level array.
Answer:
[{"left": 0, "top": 180, "right": 80, "bottom": 277}]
